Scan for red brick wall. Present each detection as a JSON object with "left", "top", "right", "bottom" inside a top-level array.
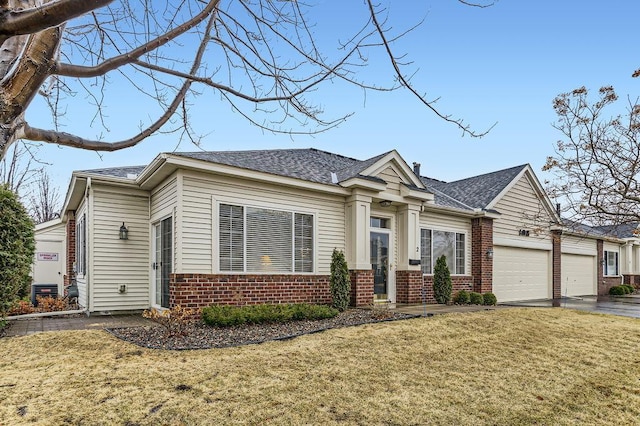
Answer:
[
  {"left": 601, "top": 277, "right": 623, "bottom": 295},
  {"left": 395, "top": 270, "right": 423, "bottom": 303},
  {"left": 596, "top": 239, "right": 623, "bottom": 295},
  {"left": 64, "top": 213, "right": 76, "bottom": 292},
  {"left": 422, "top": 275, "right": 474, "bottom": 304},
  {"left": 169, "top": 274, "right": 332, "bottom": 309},
  {"left": 552, "top": 230, "right": 562, "bottom": 299},
  {"left": 472, "top": 217, "right": 493, "bottom": 293},
  {"left": 623, "top": 275, "right": 640, "bottom": 289},
  {"left": 349, "top": 269, "right": 373, "bottom": 307}
]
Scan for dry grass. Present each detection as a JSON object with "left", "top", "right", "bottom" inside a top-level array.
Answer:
[{"left": 1, "top": 308, "right": 640, "bottom": 425}]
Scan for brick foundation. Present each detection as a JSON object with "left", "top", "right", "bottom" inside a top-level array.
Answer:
[
  {"left": 596, "top": 239, "right": 623, "bottom": 295},
  {"left": 395, "top": 270, "right": 423, "bottom": 304},
  {"left": 623, "top": 275, "right": 640, "bottom": 289},
  {"left": 421, "top": 275, "right": 474, "bottom": 304},
  {"left": 169, "top": 274, "right": 331, "bottom": 309},
  {"left": 349, "top": 269, "right": 374, "bottom": 307},
  {"left": 472, "top": 218, "right": 493, "bottom": 293}
]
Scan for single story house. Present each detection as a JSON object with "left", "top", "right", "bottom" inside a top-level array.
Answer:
[{"left": 39, "top": 148, "right": 638, "bottom": 313}]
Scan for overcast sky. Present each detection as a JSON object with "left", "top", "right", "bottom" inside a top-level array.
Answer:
[{"left": 22, "top": 0, "right": 640, "bottom": 196}]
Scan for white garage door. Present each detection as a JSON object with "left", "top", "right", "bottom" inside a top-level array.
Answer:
[
  {"left": 493, "top": 246, "right": 550, "bottom": 302},
  {"left": 561, "top": 254, "right": 596, "bottom": 297}
]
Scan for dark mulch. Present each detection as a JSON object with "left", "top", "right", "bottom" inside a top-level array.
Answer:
[{"left": 108, "top": 309, "right": 418, "bottom": 350}]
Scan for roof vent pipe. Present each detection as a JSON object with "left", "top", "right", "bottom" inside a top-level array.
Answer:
[
  {"left": 413, "top": 162, "right": 421, "bottom": 176},
  {"left": 556, "top": 203, "right": 561, "bottom": 216}
]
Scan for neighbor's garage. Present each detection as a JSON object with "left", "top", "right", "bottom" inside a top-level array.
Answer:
[
  {"left": 493, "top": 246, "right": 551, "bottom": 302},
  {"left": 560, "top": 254, "right": 596, "bottom": 297}
]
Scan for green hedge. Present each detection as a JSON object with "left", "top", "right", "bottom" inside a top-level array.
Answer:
[
  {"left": 469, "top": 292, "right": 484, "bottom": 305},
  {"left": 453, "top": 290, "right": 470, "bottom": 305},
  {"left": 202, "top": 303, "right": 338, "bottom": 327},
  {"left": 482, "top": 292, "right": 498, "bottom": 306},
  {"left": 609, "top": 285, "right": 627, "bottom": 296}
]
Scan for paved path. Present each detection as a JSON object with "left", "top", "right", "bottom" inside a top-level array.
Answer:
[
  {"left": 3, "top": 314, "right": 154, "bottom": 337},
  {"left": 504, "top": 294, "right": 640, "bottom": 319}
]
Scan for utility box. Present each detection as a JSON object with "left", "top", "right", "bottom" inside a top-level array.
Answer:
[{"left": 31, "top": 283, "right": 58, "bottom": 306}]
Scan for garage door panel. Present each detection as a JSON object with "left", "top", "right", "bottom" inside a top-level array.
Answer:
[
  {"left": 561, "top": 254, "right": 596, "bottom": 297},
  {"left": 493, "top": 246, "right": 550, "bottom": 302}
]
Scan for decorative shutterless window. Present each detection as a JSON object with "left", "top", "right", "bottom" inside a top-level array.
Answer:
[
  {"left": 219, "top": 204, "right": 313, "bottom": 273},
  {"left": 604, "top": 250, "right": 619, "bottom": 276},
  {"left": 420, "top": 228, "right": 465, "bottom": 275},
  {"left": 75, "top": 214, "right": 87, "bottom": 276}
]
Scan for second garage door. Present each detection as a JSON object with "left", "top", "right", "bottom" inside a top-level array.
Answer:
[
  {"left": 493, "top": 246, "right": 551, "bottom": 302},
  {"left": 561, "top": 254, "right": 596, "bottom": 297}
]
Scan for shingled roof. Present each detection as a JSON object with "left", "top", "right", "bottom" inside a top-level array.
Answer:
[
  {"left": 77, "top": 165, "right": 145, "bottom": 179},
  {"left": 420, "top": 164, "right": 528, "bottom": 210},
  {"left": 174, "top": 148, "right": 378, "bottom": 185}
]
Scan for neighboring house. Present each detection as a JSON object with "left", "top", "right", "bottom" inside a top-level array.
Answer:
[
  {"left": 32, "top": 219, "right": 66, "bottom": 293},
  {"left": 50, "top": 148, "right": 633, "bottom": 314}
]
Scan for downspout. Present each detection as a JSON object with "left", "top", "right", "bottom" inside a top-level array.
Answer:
[{"left": 85, "top": 177, "right": 91, "bottom": 314}]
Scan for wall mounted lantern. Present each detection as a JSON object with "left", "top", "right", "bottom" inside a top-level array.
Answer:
[
  {"left": 119, "top": 222, "right": 129, "bottom": 240},
  {"left": 486, "top": 248, "right": 494, "bottom": 259}
]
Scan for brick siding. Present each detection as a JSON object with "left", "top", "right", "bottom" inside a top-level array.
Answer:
[
  {"left": 64, "top": 213, "right": 76, "bottom": 294},
  {"left": 552, "top": 230, "right": 562, "bottom": 299},
  {"left": 349, "top": 269, "right": 374, "bottom": 307},
  {"left": 623, "top": 275, "right": 640, "bottom": 289},
  {"left": 471, "top": 217, "right": 493, "bottom": 293}
]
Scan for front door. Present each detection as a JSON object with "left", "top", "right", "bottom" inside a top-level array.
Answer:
[
  {"left": 153, "top": 217, "right": 172, "bottom": 308},
  {"left": 371, "top": 231, "right": 390, "bottom": 301}
]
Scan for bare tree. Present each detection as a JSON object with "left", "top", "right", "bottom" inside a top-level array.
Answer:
[
  {"left": 0, "top": 0, "right": 493, "bottom": 162},
  {"left": 28, "top": 169, "right": 61, "bottom": 224},
  {"left": 544, "top": 86, "right": 640, "bottom": 226},
  {"left": 0, "top": 140, "right": 41, "bottom": 195}
]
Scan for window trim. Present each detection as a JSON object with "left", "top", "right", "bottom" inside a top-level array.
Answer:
[
  {"left": 420, "top": 227, "right": 467, "bottom": 276},
  {"left": 604, "top": 250, "right": 619, "bottom": 277},
  {"left": 217, "top": 202, "right": 316, "bottom": 274},
  {"left": 75, "top": 213, "right": 87, "bottom": 277}
]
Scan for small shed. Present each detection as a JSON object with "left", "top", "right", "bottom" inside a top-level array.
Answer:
[{"left": 32, "top": 219, "right": 66, "bottom": 295}]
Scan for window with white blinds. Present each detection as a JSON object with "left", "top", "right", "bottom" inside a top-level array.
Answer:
[{"left": 219, "top": 204, "right": 314, "bottom": 273}]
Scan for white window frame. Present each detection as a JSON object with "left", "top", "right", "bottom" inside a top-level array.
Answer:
[
  {"left": 218, "top": 202, "right": 316, "bottom": 274},
  {"left": 604, "top": 250, "right": 619, "bottom": 276},
  {"left": 75, "top": 214, "right": 87, "bottom": 277},
  {"left": 420, "top": 228, "right": 466, "bottom": 276}
]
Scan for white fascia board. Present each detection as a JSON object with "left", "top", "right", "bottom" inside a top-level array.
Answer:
[
  {"left": 400, "top": 185, "right": 434, "bottom": 202},
  {"left": 61, "top": 175, "right": 86, "bottom": 220},
  {"left": 339, "top": 177, "right": 387, "bottom": 192},
  {"left": 421, "top": 203, "right": 491, "bottom": 219},
  {"left": 35, "top": 218, "right": 63, "bottom": 232},
  {"left": 158, "top": 154, "right": 352, "bottom": 196}
]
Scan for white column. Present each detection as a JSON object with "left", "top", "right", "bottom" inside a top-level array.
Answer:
[
  {"left": 397, "top": 203, "right": 422, "bottom": 271},
  {"left": 626, "top": 242, "right": 633, "bottom": 275},
  {"left": 345, "top": 193, "right": 372, "bottom": 270}
]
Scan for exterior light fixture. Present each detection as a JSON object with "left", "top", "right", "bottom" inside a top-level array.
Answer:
[
  {"left": 486, "top": 248, "right": 494, "bottom": 259},
  {"left": 379, "top": 200, "right": 392, "bottom": 207},
  {"left": 119, "top": 222, "right": 129, "bottom": 240}
]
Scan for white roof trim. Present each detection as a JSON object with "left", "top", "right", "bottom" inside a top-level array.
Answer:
[{"left": 359, "top": 150, "right": 426, "bottom": 189}]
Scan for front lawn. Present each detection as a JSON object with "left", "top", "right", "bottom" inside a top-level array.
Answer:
[{"left": 1, "top": 308, "right": 639, "bottom": 425}]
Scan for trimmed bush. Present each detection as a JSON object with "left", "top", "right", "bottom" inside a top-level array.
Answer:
[
  {"left": 623, "top": 285, "right": 635, "bottom": 294},
  {"left": 609, "top": 286, "right": 626, "bottom": 296},
  {"left": 482, "top": 292, "right": 498, "bottom": 306},
  {"left": 433, "top": 255, "right": 452, "bottom": 304},
  {"left": 202, "top": 303, "right": 338, "bottom": 327},
  {"left": 330, "top": 249, "right": 351, "bottom": 312},
  {"left": 453, "top": 290, "right": 470, "bottom": 305},
  {"left": 469, "top": 292, "right": 484, "bottom": 305},
  {"left": 0, "top": 185, "right": 35, "bottom": 316}
]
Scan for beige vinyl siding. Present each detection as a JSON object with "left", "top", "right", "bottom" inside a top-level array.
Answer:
[
  {"left": 150, "top": 176, "right": 177, "bottom": 219},
  {"left": 493, "top": 174, "right": 553, "bottom": 245},
  {"left": 561, "top": 235, "right": 597, "bottom": 255},
  {"left": 419, "top": 212, "right": 472, "bottom": 274},
  {"left": 375, "top": 166, "right": 403, "bottom": 196},
  {"left": 91, "top": 186, "right": 150, "bottom": 311},
  {"left": 180, "top": 171, "right": 345, "bottom": 275},
  {"left": 75, "top": 201, "right": 88, "bottom": 309},
  {"left": 36, "top": 222, "right": 66, "bottom": 240}
]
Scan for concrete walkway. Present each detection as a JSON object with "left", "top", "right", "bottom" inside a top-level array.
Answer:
[
  {"left": 504, "top": 294, "right": 640, "bottom": 319},
  {"left": 3, "top": 314, "right": 154, "bottom": 337},
  {"left": 393, "top": 303, "right": 503, "bottom": 316}
]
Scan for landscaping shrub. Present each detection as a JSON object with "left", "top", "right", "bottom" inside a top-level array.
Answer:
[
  {"left": 433, "top": 255, "right": 452, "bottom": 304},
  {"left": 8, "top": 299, "right": 35, "bottom": 316},
  {"left": 469, "top": 292, "right": 484, "bottom": 305},
  {"left": 330, "top": 249, "right": 351, "bottom": 311},
  {"left": 0, "top": 185, "right": 35, "bottom": 316},
  {"left": 202, "top": 303, "right": 338, "bottom": 327},
  {"left": 482, "top": 292, "right": 498, "bottom": 306},
  {"left": 143, "top": 305, "right": 198, "bottom": 337},
  {"left": 35, "top": 296, "right": 67, "bottom": 312},
  {"left": 453, "top": 290, "right": 470, "bottom": 305},
  {"left": 623, "top": 285, "right": 635, "bottom": 294},
  {"left": 609, "top": 286, "right": 626, "bottom": 296}
]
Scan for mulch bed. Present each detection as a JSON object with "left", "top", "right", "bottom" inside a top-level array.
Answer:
[{"left": 107, "top": 309, "right": 418, "bottom": 350}]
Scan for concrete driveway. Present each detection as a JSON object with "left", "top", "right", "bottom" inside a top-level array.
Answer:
[{"left": 503, "top": 294, "right": 640, "bottom": 318}]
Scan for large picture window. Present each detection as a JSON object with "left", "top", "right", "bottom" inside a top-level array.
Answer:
[
  {"left": 75, "top": 214, "right": 86, "bottom": 276},
  {"left": 420, "top": 229, "right": 465, "bottom": 275},
  {"left": 604, "top": 250, "right": 619, "bottom": 276},
  {"left": 219, "top": 204, "right": 314, "bottom": 273}
]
